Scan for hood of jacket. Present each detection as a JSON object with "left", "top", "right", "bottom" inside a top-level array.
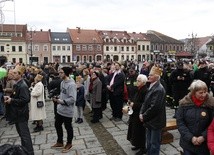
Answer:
[{"left": 179, "top": 92, "right": 214, "bottom": 108}]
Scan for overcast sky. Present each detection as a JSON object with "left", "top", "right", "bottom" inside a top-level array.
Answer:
[{"left": 1, "top": 0, "right": 214, "bottom": 39}]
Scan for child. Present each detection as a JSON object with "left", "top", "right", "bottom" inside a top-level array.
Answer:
[{"left": 75, "top": 76, "right": 85, "bottom": 124}]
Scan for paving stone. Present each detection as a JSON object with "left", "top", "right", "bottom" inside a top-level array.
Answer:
[
  {"left": 84, "top": 137, "right": 101, "bottom": 148},
  {"left": 35, "top": 134, "right": 46, "bottom": 144},
  {"left": 80, "top": 147, "right": 105, "bottom": 155}
]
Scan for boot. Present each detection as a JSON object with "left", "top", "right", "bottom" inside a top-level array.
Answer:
[
  {"left": 75, "top": 118, "right": 80, "bottom": 123},
  {"left": 77, "top": 118, "right": 83, "bottom": 124},
  {"left": 34, "top": 125, "right": 44, "bottom": 132}
]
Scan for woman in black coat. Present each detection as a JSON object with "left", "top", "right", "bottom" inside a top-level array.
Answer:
[
  {"left": 177, "top": 80, "right": 214, "bottom": 155},
  {"left": 125, "top": 74, "right": 148, "bottom": 154}
]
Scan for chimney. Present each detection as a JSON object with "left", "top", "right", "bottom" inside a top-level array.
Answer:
[
  {"left": 40, "top": 29, "right": 43, "bottom": 32},
  {"left": 76, "top": 27, "right": 80, "bottom": 33}
]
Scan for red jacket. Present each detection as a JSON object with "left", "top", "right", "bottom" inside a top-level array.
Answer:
[{"left": 208, "top": 119, "right": 214, "bottom": 155}]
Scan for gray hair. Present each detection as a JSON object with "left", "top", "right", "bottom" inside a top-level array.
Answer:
[
  {"left": 137, "top": 74, "right": 148, "bottom": 84},
  {"left": 189, "top": 80, "right": 208, "bottom": 94}
]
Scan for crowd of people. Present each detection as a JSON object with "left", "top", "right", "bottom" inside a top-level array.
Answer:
[{"left": 0, "top": 56, "right": 214, "bottom": 155}]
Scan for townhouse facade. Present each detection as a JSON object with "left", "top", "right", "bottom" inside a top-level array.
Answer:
[
  {"left": 50, "top": 32, "right": 72, "bottom": 63},
  {"left": 98, "top": 30, "right": 136, "bottom": 62},
  {"left": 0, "top": 24, "right": 28, "bottom": 64},
  {"left": 0, "top": 24, "right": 190, "bottom": 64},
  {"left": 68, "top": 28, "right": 103, "bottom": 63},
  {"left": 26, "top": 29, "right": 51, "bottom": 65}
]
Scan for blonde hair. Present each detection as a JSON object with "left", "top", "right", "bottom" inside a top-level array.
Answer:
[{"left": 189, "top": 80, "right": 208, "bottom": 95}]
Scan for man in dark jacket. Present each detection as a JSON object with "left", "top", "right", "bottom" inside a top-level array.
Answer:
[
  {"left": 107, "top": 61, "right": 125, "bottom": 121},
  {"left": 4, "top": 66, "right": 34, "bottom": 155},
  {"left": 169, "top": 61, "right": 192, "bottom": 118},
  {"left": 48, "top": 72, "right": 62, "bottom": 116},
  {"left": 139, "top": 65, "right": 166, "bottom": 155}
]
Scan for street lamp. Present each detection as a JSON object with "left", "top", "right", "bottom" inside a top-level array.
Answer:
[
  {"left": 28, "top": 27, "right": 36, "bottom": 65},
  {"left": 93, "top": 38, "right": 96, "bottom": 62}
]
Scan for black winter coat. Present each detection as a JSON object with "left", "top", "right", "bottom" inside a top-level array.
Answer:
[
  {"left": 176, "top": 93, "right": 214, "bottom": 154},
  {"left": 169, "top": 69, "right": 192, "bottom": 102},
  {"left": 6, "top": 79, "right": 30, "bottom": 123},
  {"left": 127, "top": 85, "right": 147, "bottom": 147}
]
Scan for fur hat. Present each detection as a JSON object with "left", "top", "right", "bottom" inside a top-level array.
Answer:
[
  {"left": 14, "top": 65, "right": 25, "bottom": 75},
  {"left": 149, "top": 65, "right": 162, "bottom": 76}
]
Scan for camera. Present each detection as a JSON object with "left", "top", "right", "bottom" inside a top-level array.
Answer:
[{"left": 48, "top": 88, "right": 58, "bottom": 98}]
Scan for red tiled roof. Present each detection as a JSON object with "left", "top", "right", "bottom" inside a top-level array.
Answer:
[
  {"left": 0, "top": 24, "right": 27, "bottom": 32},
  {"left": 68, "top": 28, "right": 103, "bottom": 44},
  {"left": 194, "top": 37, "right": 212, "bottom": 48},
  {"left": 26, "top": 30, "right": 51, "bottom": 43},
  {"left": 98, "top": 30, "right": 130, "bottom": 39},
  {"left": 128, "top": 32, "right": 148, "bottom": 41}
]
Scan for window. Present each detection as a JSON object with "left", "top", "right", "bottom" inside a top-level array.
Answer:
[
  {"left": 147, "top": 45, "right": 149, "bottom": 51},
  {"left": 142, "top": 45, "right": 145, "bottom": 51},
  {"left": 62, "top": 46, "right": 66, "bottom": 51},
  {"left": 106, "top": 38, "right": 109, "bottom": 42},
  {"left": 121, "top": 46, "right": 124, "bottom": 51},
  {"left": 12, "top": 58, "right": 16, "bottom": 63},
  {"left": 173, "top": 46, "right": 176, "bottom": 50},
  {"left": 62, "top": 56, "right": 66, "bottom": 63},
  {"left": 67, "top": 56, "right": 70, "bottom": 63},
  {"left": 12, "top": 46, "right": 16, "bottom": 52},
  {"left": 57, "top": 46, "right": 61, "bottom": 50},
  {"left": 97, "top": 45, "right": 101, "bottom": 51},
  {"left": 19, "top": 58, "right": 23, "bottom": 63},
  {"left": 177, "top": 46, "right": 179, "bottom": 51},
  {"left": 76, "top": 45, "right": 80, "bottom": 51},
  {"left": 52, "top": 46, "right": 56, "bottom": 51},
  {"left": 63, "top": 38, "right": 68, "bottom": 41},
  {"left": 67, "top": 46, "right": 70, "bottom": 51},
  {"left": 126, "top": 46, "right": 129, "bottom": 51},
  {"left": 138, "top": 45, "right": 140, "bottom": 50},
  {"left": 88, "top": 45, "right": 93, "bottom": 51},
  {"left": 0, "top": 46, "right": 4, "bottom": 52},
  {"left": 114, "top": 46, "right": 117, "bottom": 51},
  {"left": 82, "top": 45, "right": 87, "bottom": 51},
  {"left": 43, "top": 45, "right": 48, "bottom": 51},
  {"left": 54, "top": 38, "right": 59, "bottom": 41},
  {"left": 106, "top": 46, "right": 109, "bottom": 51},
  {"left": 151, "top": 45, "right": 154, "bottom": 50},
  {"left": 132, "top": 47, "right": 134, "bottom": 51},
  {"left": 34, "top": 45, "right": 39, "bottom": 51},
  {"left": 18, "top": 46, "right": 22, "bottom": 52}
]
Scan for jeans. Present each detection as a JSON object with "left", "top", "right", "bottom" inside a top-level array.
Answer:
[
  {"left": 15, "top": 121, "right": 34, "bottom": 155},
  {"left": 146, "top": 128, "right": 161, "bottom": 155},
  {"left": 55, "top": 113, "right": 73, "bottom": 144}
]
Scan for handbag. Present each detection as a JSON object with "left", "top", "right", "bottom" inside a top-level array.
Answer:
[{"left": 37, "top": 101, "right": 44, "bottom": 108}]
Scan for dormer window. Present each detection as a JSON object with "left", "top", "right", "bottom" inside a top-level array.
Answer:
[
  {"left": 63, "top": 38, "right": 68, "bottom": 41},
  {"left": 106, "top": 38, "right": 109, "bottom": 43},
  {"left": 54, "top": 38, "right": 59, "bottom": 41}
]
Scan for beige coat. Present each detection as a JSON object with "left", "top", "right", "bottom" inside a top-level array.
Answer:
[{"left": 30, "top": 81, "right": 46, "bottom": 120}]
